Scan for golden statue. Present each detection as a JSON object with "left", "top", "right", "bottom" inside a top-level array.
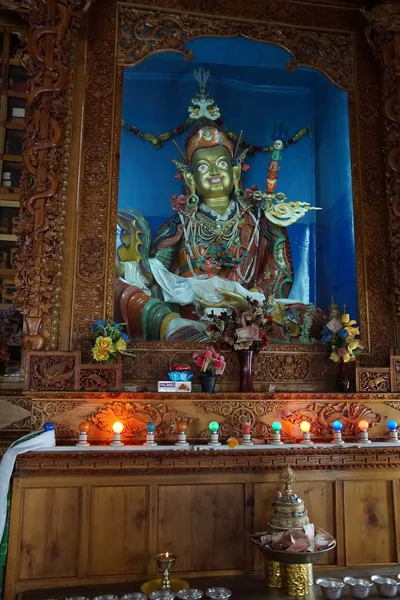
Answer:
[{"left": 115, "top": 70, "right": 323, "bottom": 341}]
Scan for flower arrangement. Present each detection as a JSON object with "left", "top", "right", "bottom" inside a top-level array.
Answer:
[
  {"left": 206, "top": 298, "right": 274, "bottom": 351},
  {"left": 321, "top": 312, "right": 365, "bottom": 364},
  {"left": 92, "top": 320, "right": 131, "bottom": 363},
  {"left": 192, "top": 347, "right": 226, "bottom": 376}
]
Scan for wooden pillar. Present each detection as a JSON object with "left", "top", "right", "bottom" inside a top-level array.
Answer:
[
  {"left": 1, "top": 0, "right": 94, "bottom": 350},
  {"left": 365, "top": 4, "right": 400, "bottom": 349}
]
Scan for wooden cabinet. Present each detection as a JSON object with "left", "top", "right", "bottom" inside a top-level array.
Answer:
[{"left": 4, "top": 450, "right": 400, "bottom": 600}]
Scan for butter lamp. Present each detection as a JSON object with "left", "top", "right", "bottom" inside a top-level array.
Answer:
[
  {"left": 76, "top": 421, "right": 90, "bottom": 446},
  {"left": 144, "top": 421, "right": 157, "bottom": 447},
  {"left": 270, "top": 421, "right": 283, "bottom": 445},
  {"left": 208, "top": 421, "right": 221, "bottom": 446},
  {"left": 300, "top": 420, "right": 313, "bottom": 445},
  {"left": 241, "top": 421, "right": 253, "bottom": 446},
  {"left": 110, "top": 421, "right": 124, "bottom": 446},
  {"left": 176, "top": 421, "right": 189, "bottom": 447},
  {"left": 387, "top": 420, "right": 399, "bottom": 443},
  {"left": 332, "top": 420, "right": 344, "bottom": 445},
  {"left": 358, "top": 420, "right": 371, "bottom": 443}
]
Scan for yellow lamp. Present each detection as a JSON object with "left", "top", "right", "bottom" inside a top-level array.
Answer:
[
  {"left": 300, "top": 420, "right": 313, "bottom": 445},
  {"left": 111, "top": 421, "right": 124, "bottom": 446}
]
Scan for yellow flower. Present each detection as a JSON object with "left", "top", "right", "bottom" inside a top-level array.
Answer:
[
  {"left": 329, "top": 351, "right": 341, "bottom": 363},
  {"left": 346, "top": 326, "right": 359, "bottom": 338},
  {"left": 341, "top": 314, "right": 350, "bottom": 325},
  {"left": 227, "top": 437, "right": 239, "bottom": 448},
  {"left": 342, "top": 352, "right": 351, "bottom": 363},
  {"left": 96, "top": 336, "right": 114, "bottom": 351},
  {"left": 348, "top": 339, "right": 360, "bottom": 352},
  {"left": 115, "top": 338, "right": 127, "bottom": 352},
  {"left": 93, "top": 347, "right": 109, "bottom": 362},
  {"left": 349, "top": 355, "right": 356, "bottom": 362}
]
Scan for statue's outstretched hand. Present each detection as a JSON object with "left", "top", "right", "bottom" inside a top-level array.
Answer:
[{"left": 197, "top": 289, "right": 249, "bottom": 312}]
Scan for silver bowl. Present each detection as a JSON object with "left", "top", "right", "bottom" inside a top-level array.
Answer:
[
  {"left": 205, "top": 589, "right": 232, "bottom": 600},
  {"left": 316, "top": 578, "right": 345, "bottom": 600},
  {"left": 344, "top": 577, "right": 373, "bottom": 599},
  {"left": 371, "top": 575, "right": 400, "bottom": 598},
  {"left": 177, "top": 591, "right": 203, "bottom": 600}
]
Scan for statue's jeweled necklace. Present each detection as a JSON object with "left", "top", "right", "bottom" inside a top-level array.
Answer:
[{"left": 178, "top": 200, "right": 261, "bottom": 281}]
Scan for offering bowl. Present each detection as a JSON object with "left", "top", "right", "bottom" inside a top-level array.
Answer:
[
  {"left": 371, "top": 575, "right": 400, "bottom": 598},
  {"left": 316, "top": 578, "right": 345, "bottom": 600},
  {"left": 344, "top": 577, "right": 373, "bottom": 599}
]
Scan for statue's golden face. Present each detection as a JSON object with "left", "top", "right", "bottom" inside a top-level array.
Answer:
[{"left": 189, "top": 146, "right": 235, "bottom": 200}]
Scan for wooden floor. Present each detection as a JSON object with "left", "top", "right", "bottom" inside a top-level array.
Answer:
[{"left": 18, "top": 566, "right": 400, "bottom": 600}]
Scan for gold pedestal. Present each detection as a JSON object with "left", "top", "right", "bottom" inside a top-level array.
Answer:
[
  {"left": 264, "top": 558, "right": 283, "bottom": 588},
  {"left": 285, "top": 564, "right": 310, "bottom": 596},
  {"left": 141, "top": 578, "right": 190, "bottom": 594}
]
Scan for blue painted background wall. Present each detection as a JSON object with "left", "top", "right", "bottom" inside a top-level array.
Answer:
[{"left": 118, "top": 37, "right": 357, "bottom": 319}]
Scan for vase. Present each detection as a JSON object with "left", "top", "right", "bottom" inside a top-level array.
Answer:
[
  {"left": 338, "top": 362, "right": 350, "bottom": 393},
  {"left": 200, "top": 374, "right": 216, "bottom": 393},
  {"left": 238, "top": 349, "right": 254, "bottom": 392}
]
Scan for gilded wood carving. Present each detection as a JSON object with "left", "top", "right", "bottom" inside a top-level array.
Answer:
[
  {"left": 11, "top": 0, "right": 94, "bottom": 351},
  {"left": 365, "top": 5, "right": 400, "bottom": 320},
  {"left": 4, "top": 0, "right": 394, "bottom": 385}
]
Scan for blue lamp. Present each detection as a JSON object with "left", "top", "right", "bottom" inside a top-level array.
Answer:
[
  {"left": 387, "top": 419, "right": 399, "bottom": 443},
  {"left": 331, "top": 420, "right": 344, "bottom": 445}
]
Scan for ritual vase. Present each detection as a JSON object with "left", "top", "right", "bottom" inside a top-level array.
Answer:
[
  {"left": 338, "top": 362, "right": 350, "bottom": 393},
  {"left": 238, "top": 349, "right": 254, "bottom": 392},
  {"left": 200, "top": 374, "right": 216, "bottom": 393}
]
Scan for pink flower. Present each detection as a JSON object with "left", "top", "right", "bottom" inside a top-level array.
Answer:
[
  {"left": 337, "top": 348, "right": 347, "bottom": 357},
  {"left": 241, "top": 163, "right": 250, "bottom": 172},
  {"left": 174, "top": 172, "right": 183, "bottom": 180}
]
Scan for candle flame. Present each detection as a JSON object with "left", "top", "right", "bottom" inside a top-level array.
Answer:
[{"left": 165, "top": 552, "right": 169, "bottom": 558}]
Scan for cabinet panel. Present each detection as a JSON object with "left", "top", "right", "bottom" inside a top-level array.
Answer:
[
  {"left": 158, "top": 484, "right": 245, "bottom": 571},
  {"left": 18, "top": 487, "right": 81, "bottom": 580},
  {"left": 89, "top": 486, "right": 149, "bottom": 576},
  {"left": 344, "top": 480, "right": 396, "bottom": 565}
]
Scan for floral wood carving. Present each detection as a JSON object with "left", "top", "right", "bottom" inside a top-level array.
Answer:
[
  {"left": 79, "top": 364, "right": 122, "bottom": 391},
  {"left": 13, "top": 0, "right": 94, "bottom": 351},
  {"left": 87, "top": 400, "right": 196, "bottom": 439},
  {"left": 195, "top": 399, "right": 285, "bottom": 439},
  {"left": 282, "top": 402, "right": 384, "bottom": 435},
  {"left": 24, "top": 351, "right": 80, "bottom": 391},
  {"left": 117, "top": 6, "right": 354, "bottom": 91},
  {"left": 365, "top": 5, "right": 400, "bottom": 317},
  {"left": 356, "top": 368, "right": 391, "bottom": 392},
  {"left": 390, "top": 356, "right": 400, "bottom": 392}
]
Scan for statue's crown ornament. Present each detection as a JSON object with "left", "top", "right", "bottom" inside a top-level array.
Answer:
[{"left": 188, "top": 68, "right": 221, "bottom": 121}]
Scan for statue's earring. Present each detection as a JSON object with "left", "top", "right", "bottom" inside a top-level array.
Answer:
[{"left": 183, "top": 192, "right": 199, "bottom": 217}]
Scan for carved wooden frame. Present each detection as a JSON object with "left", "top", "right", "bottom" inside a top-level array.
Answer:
[
  {"left": 66, "top": 0, "right": 392, "bottom": 381},
  {"left": 12, "top": 0, "right": 393, "bottom": 386}
]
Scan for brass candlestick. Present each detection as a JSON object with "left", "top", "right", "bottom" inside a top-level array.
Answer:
[
  {"left": 156, "top": 552, "right": 176, "bottom": 590},
  {"left": 141, "top": 552, "right": 189, "bottom": 595}
]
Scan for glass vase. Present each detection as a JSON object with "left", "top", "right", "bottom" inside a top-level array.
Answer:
[{"left": 338, "top": 362, "right": 350, "bottom": 393}]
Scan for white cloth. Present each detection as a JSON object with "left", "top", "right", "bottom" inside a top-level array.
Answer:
[
  {"left": 121, "top": 258, "right": 266, "bottom": 306},
  {"left": 0, "top": 429, "right": 56, "bottom": 542}
]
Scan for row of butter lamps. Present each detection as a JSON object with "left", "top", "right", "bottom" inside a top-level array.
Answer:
[{"left": 76, "top": 419, "right": 400, "bottom": 446}]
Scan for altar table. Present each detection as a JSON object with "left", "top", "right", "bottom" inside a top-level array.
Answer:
[{"left": 4, "top": 446, "right": 400, "bottom": 600}]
